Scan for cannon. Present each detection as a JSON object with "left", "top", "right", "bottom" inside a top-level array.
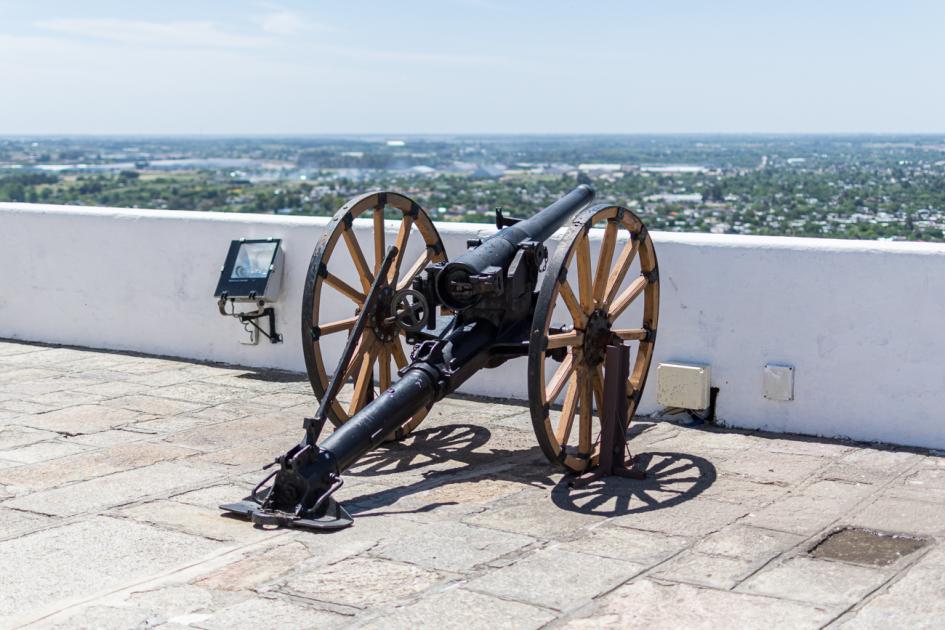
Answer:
[{"left": 222, "top": 184, "right": 660, "bottom": 530}]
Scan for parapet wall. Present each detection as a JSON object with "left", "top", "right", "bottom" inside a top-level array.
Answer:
[{"left": 3, "top": 202, "right": 945, "bottom": 449}]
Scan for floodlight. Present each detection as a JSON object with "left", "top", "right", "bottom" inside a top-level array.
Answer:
[
  {"left": 214, "top": 238, "right": 284, "bottom": 302},
  {"left": 214, "top": 238, "right": 285, "bottom": 345}
]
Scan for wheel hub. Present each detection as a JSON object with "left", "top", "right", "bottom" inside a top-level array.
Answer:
[
  {"left": 369, "top": 285, "right": 398, "bottom": 343},
  {"left": 582, "top": 309, "right": 613, "bottom": 367}
]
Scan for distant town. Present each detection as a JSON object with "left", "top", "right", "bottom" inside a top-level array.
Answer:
[{"left": 2, "top": 135, "right": 944, "bottom": 242}]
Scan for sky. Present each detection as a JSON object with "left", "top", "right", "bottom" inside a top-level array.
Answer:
[{"left": 1, "top": 1, "right": 944, "bottom": 135}]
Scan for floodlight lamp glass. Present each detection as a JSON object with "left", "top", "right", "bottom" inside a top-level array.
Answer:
[
  {"left": 231, "top": 242, "right": 278, "bottom": 280},
  {"left": 214, "top": 238, "right": 284, "bottom": 302}
]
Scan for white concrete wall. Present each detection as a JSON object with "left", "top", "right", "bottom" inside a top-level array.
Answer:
[{"left": 3, "top": 202, "right": 945, "bottom": 449}]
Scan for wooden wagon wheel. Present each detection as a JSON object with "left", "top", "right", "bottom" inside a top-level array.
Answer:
[
  {"left": 302, "top": 191, "right": 447, "bottom": 439},
  {"left": 528, "top": 204, "right": 659, "bottom": 473}
]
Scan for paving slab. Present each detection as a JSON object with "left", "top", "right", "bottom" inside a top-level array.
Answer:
[
  {"left": 467, "top": 547, "right": 644, "bottom": 612},
  {"left": 27, "top": 404, "right": 150, "bottom": 435},
  {"left": 564, "top": 578, "right": 836, "bottom": 628},
  {"left": 193, "top": 596, "right": 349, "bottom": 630},
  {"left": 358, "top": 587, "right": 557, "bottom": 630},
  {"left": 0, "top": 441, "right": 198, "bottom": 492},
  {"left": 839, "top": 545, "right": 945, "bottom": 627},
  {"left": 651, "top": 550, "right": 759, "bottom": 589},
  {"left": 3, "top": 460, "right": 221, "bottom": 516},
  {"left": 556, "top": 523, "right": 690, "bottom": 565},
  {"left": 373, "top": 520, "right": 536, "bottom": 572},
  {"left": 738, "top": 556, "right": 888, "bottom": 606},
  {"left": 0, "top": 438, "right": 90, "bottom": 464},
  {"left": 279, "top": 556, "right": 444, "bottom": 609},
  {"left": 745, "top": 479, "right": 874, "bottom": 535},
  {"left": 846, "top": 494, "right": 945, "bottom": 536},
  {"left": 0, "top": 517, "right": 221, "bottom": 626}
]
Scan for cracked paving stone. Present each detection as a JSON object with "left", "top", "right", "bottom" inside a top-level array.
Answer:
[
  {"left": 0, "top": 506, "right": 56, "bottom": 538},
  {"left": 0, "top": 517, "right": 222, "bottom": 626},
  {"left": 839, "top": 545, "right": 945, "bottom": 627},
  {"left": 170, "top": 482, "right": 254, "bottom": 510},
  {"left": 846, "top": 494, "right": 945, "bottom": 536},
  {"left": 359, "top": 587, "right": 557, "bottom": 630},
  {"left": 0, "top": 425, "right": 62, "bottom": 449},
  {"left": 651, "top": 550, "right": 759, "bottom": 589},
  {"left": 113, "top": 500, "right": 278, "bottom": 542},
  {"left": 0, "top": 439, "right": 90, "bottom": 464},
  {"left": 744, "top": 479, "right": 874, "bottom": 535},
  {"left": 280, "top": 556, "right": 442, "bottom": 609},
  {"left": 556, "top": 523, "right": 690, "bottom": 565},
  {"left": 193, "top": 541, "right": 311, "bottom": 592},
  {"left": 565, "top": 578, "right": 834, "bottom": 628},
  {"left": 0, "top": 442, "right": 198, "bottom": 492},
  {"left": 695, "top": 476, "right": 791, "bottom": 508},
  {"left": 373, "top": 520, "right": 536, "bottom": 572},
  {"left": 467, "top": 547, "right": 644, "bottom": 612},
  {"left": 463, "top": 491, "right": 606, "bottom": 539},
  {"left": 820, "top": 448, "right": 922, "bottom": 484},
  {"left": 28, "top": 404, "right": 150, "bottom": 435},
  {"left": 609, "top": 498, "right": 750, "bottom": 537},
  {"left": 3, "top": 460, "right": 222, "bottom": 517},
  {"left": 151, "top": 382, "right": 257, "bottom": 406},
  {"left": 716, "top": 450, "right": 828, "bottom": 486},
  {"left": 738, "top": 556, "right": 888, "bottom": 606},
  {"left": 194, "top": 597, "right": 349, "bottom": 630},
  {"left": 166, "top": 415, "right": 297, "bottom": 452},
  {"left": 102, "top": 394, "right": 206, "bottom": 416},
  {"left": 692, "top": 524, "right": 803, "bottom": 561}
]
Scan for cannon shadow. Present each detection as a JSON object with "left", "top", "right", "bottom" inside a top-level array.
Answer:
[{"left": 339, "top": 422, "right": 716, "bottom": 520}]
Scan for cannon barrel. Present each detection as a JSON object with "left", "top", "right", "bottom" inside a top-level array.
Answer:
[{"left": 437, "top": 184, "right": 595, "bottom": 309}]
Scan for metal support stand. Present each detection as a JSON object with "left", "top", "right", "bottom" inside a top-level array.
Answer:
[{"left": 570, "top": 342, "right": 646, "bottom": 487}]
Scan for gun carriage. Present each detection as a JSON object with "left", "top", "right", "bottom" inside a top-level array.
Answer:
[{"left": 223, "top": 184, "right": 660, "bottom": 529}]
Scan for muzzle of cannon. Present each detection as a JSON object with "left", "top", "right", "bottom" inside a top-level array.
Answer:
[{"left": 221, "top": 184, "right": 660, "bottom": 530}]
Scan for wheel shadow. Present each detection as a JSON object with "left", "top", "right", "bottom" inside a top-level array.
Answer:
[
  {"left": 550, "top": 451, "right": 717, "bottom": 517},
  {"left": 339, "top": 423, "right": 715, "bottom": 520}
]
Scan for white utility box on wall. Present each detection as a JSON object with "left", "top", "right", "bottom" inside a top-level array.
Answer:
[
  {"left": 763, "top": 364, "right": 795, "bottom": 401},
  {"left": 656, "top": 362, "right": 711, "bottom": 410}
]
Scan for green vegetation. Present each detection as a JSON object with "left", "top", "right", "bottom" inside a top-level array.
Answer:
[{"left": 2, "top": 135, "right": 944, "bottom": 242}]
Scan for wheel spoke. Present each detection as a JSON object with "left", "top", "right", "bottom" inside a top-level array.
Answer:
[
  {"left": 558, "top": 280, "right": 586, "bottom": 327},
  {"left": 545, "top": 353, "right": 575, "bottom": 403},
  {"left": 396, "top": 248, "right": 431, "bottom": 291},
  {"left": 547, "top": 330, "right": 583, "bottom": 350},
  {"left": 324, "top": 272, "right": 366, "bottom": 305},
  {"left": 608, "top": 276, "right": 647, "bottom": 322},
  {"left": 373, "top": 205, "right": 385, "bottom": 274},
  {"left": 342, "top": 226, "right": 374, "bottom": 292},
  {"left": 578, "top": 367, "right": 593, "bottom": 455},
  {"left": 349, "top": 349, "right": 376, "bottom": 415},
  {"left": 593, "top": 220, "right": 618, "bottom": 305},
  {"left": 341, "top": 333, "right": 375, "bottom": 384},
  {"left": 319, "top": 316, "right": 357, "bottom": 336},
  {"left": 604, "top": 238, "right": 639, "bottom": 305},
  {"left": 575, "top": 234, "right": 593, "bottom": 314},
  {"left": 388, "top": 216, "right": 414, "bottom": 283},
  {"left": 556, "top": 372, "right": 580, "bottom": 445},
  {"left": 391, "top": 340, "right": 410, "bottom": 369},
  {"left": 613, "top": 328, "right": 647, "bottom": 341},
  {"left": 378, "top": 346, "right": 392, "bottom": 391}
]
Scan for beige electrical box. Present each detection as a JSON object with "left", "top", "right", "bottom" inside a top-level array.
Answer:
[
  {"left": 657, "top": 362, "right": 711, "bottom": 410},
  {"left": 763, "top": 364, "right": 794, "bottom": 401}
]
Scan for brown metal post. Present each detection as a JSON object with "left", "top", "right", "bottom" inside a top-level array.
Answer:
[{"left": 570, "top": 341, "right": 646, "bottom": 487}]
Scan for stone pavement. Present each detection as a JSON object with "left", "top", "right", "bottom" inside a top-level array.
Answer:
[{"left": 0, "top": 340, "right": 943, "bottom": 629}]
